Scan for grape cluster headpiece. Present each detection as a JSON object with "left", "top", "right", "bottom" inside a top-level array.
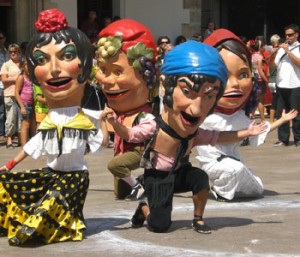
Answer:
[{"left": 97, "top": 19, "right": 158, "bottom": 88}]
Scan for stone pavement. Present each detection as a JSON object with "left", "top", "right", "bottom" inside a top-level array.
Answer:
[{"left": 0, "top": 129, "right": 299, "bottom": 257}]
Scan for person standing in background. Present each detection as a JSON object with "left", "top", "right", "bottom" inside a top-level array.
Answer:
[
  {"left": 267, "top": 34, "right": 281, "bottom": 123},
  {"left": 0, "top": 30, "right": 9, "bottom": 144},
  {"left": 79, "top": 10, "right": 100, "bottom": 44},
  {"left": 272, "top": 24, "right": 300, "bottom": 147},
  {"left": 203, "top": 19, "right": 216, "bottom": 40},
  {"left": 0, "top": 43, "right": 21, "bottom": 149},
  {"left": 33, "top": 84, "right": 48, "bottom": 129},
  {"left": 14, "top": 59, "right": 35, "bottom": 146}
]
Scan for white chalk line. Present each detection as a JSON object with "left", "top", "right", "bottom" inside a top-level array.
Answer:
[{"left": 68, "top": 198, "right": 300, "bottom": 257}]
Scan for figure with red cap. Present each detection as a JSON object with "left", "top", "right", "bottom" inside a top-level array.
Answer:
[
  {"left": 96, "top": 19, "right": 159, "bottom": 201},
  {"left": 196, "top": 29, "right": 297, "bottom": 202},
  {"left": 0, "top": 9, "right": 109, "bottom": 246},
  {"left": 104, "top": 40, "right": 269, "bottom": 234}
]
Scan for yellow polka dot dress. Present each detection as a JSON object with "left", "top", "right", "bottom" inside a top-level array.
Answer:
[
  {"left": 0, "top": 107, "right": 104, "bottom": 246},
  {"left": 0, "top": 168, "right": 89, "bottom": 246}
]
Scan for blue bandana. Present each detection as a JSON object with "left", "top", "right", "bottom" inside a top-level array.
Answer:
[{"left": 161, "top": 40, "right": 228, "bottom": 85}]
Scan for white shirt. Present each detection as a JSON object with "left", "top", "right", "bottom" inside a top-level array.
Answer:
[
  {"left": 274, "top": 41, "right": 300, "bottom": 89},
  {"left": 24, "top": 106, "right": 104, "bottom": 171}
]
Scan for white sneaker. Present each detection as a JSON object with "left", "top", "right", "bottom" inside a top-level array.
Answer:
[{"left": 125, "top": 183, "right": 145, "bottom": 201}]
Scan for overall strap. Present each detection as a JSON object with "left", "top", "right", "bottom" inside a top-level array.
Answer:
[{"left": 155, "top": 116, "right": 197, "bottom": 175}]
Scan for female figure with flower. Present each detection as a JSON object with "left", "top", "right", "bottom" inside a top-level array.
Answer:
[
  {"left": 96, "top": 19, "right": 158, "bottom": 201},
  {"left": 0, "top": 9, "right": 109, "bottom": 246}
]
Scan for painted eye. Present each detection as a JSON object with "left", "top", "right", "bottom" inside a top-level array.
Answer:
[
  {"left": 181, "top": 87, "right": 190, "bottom": 96},
  {"left": 62, "top": 45, "right": 77, "bottom": 61},
  {"left": 63, "top": 52, "right": 76, "bottom": 61},
  {"left": 33, "top": 50, "right": 48, "bottom": 65},
  {"left": 240, "top": 72, "right": 250, "bottom": 79},
  {"left": 114, "top": 69, "right": 122, "bottom": 76}
]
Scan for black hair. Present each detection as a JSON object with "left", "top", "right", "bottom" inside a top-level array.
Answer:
[
  {"left": 284, "top": 23, "right": 299, "bottom": 33},
  {"left": 26, "top": 26, "right": 93, "bottom": 85},
  {"left": 157, "top": 36, "right": 170, "bottom": 45}
]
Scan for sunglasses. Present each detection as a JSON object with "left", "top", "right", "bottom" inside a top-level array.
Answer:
[
  {"left": 160, "top": 40, "right": 169, "bottom": 44},
  {"left": 285, "top": 32, "right": 296, "bottom": 37},
  {"left": 9, "top": 50, "right": 19, "bottom": 54}
]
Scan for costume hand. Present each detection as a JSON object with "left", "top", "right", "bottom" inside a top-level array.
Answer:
[
  {"left": 247, "top": 120, "right": 268, "bottom": 136},
  {"left": 281, "top": 109, "right": 298, "bottom": 121},
  {"left": 103, "top": 106, "right": 118, "bottom": 124},
  {"left": 0, "top": 165, "right": 9, "bottom": 171}
]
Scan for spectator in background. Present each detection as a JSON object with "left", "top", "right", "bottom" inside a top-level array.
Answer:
[
  {"left": 0, "top": 43, "right": 21, "bottom": 149},
  {"left": 190, "top": 33, "right": 203, "bottom": 42},
  {"left": 203, "top": 19, "right": 216, "bottom": 40},
  {"left": 174, "top": 35, "right": 186, "bottom": 46},
  {"left": 267, "top": 34, "right": 281, "bottom": 123},
  {"left": 112, "top": 16, "right": 121, "bottom": 22},
  {"left": 272, "top": 24, "right": 300, "bottom": 147},
  {"left": 79, "top": 10, "right": 100, "bottom": 44},
  {"left": 0, "top": 30, "right": 9, "bottom": 144},
  {"left": 33, "top": 84, "right": 48, "bottom": 130},
  {"left": 14, "top": 59, "right": 35, "bottom": 146},
  {"left": 156, "top": 36, "right": 171, "bottom": 65},
  {"left": 252, "top": 39, "right": 269, "bottom": 122},
  {"left": 101, "top": 16, "right": 112, "bottom": 29}
]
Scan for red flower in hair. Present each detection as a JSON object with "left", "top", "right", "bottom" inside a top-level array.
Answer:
[{"left": 35, "top": 8, "right": 68, "bottom": 33}]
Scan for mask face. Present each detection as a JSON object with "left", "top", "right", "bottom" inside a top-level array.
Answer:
[
  {"left": 217, "top": 49, "right": 252, "bottom": 111},
  {"left": 97, "top": 51, "right": 149, "bottom": 112},
  {"left": 33, "top": 40, "right": 84, "bottom": 105},
  {"left": 162, "top": 75, "right": 220, "bottom": 137}
]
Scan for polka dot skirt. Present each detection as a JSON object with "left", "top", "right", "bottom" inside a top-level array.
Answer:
[{"left": 0, "top": 167, "right": 89, "bottom": 246}]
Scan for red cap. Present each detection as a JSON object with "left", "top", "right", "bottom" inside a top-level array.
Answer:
[
  {"left": 204, "top": 28, "right": 250, "bottom": 55},
  {"left": 98, "top": 19, "right": 157, "bottom": 58}
]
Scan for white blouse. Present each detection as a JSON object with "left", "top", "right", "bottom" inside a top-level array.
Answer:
[{"left": 24, "top": 106, "right": 104, "bottom": 171}]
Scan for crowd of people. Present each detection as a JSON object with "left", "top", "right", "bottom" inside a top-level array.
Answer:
[{"left": 0, "top": 8, "right": 299, "bottom": 247}]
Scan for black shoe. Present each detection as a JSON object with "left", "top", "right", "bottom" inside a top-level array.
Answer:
[
  {"left": 240, "top": 137, "right": 249, "bottom": 147},
  {"left": 273, "top": 141, "right": 288, "bottom": 147},
  {"left": 192, "top": 217, "right": 211, "bottom": 234},
  {"left": 131, "top": 201, "right": 147, "bottom": 228}
]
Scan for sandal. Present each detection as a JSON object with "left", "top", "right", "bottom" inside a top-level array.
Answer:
[
  {"left": 6, "top": 144, "right": 14, "bottom": 150},
  {"left": 192, "top": 216, "right": 211, "bottom": 234},
  {"left": 131, "top": 201, "right": 147, "bottom": 228}
]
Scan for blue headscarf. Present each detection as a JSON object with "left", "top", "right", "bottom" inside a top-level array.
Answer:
[{"left": 161, "top": 40, "right": 228, "bottom": 85}]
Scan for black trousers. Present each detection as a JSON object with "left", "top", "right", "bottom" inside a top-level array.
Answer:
[
  {"left": 144, "top": 163, "right": 209, "bottom": 233},
  {"left": 276, "top": 87, "right": 300, "bottom": 144}
]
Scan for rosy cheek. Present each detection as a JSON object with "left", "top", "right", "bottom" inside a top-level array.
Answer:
[
  {"left": 64, "top": 62, "right": 81, "bottom": 75},
  {"left": 34, "top": 67, "right": 48, "bottom": 82}
]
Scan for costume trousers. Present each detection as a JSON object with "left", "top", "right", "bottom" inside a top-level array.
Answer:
[
  {"left": 276, "top": 87, "right": 300, "bottom": 144},
  {"left": 107, "top": 147, "right": 143, "bottom": 198},
  {"left": 144, "top": 164, "right": 209, "bottom": 233},
  {"left": 203, "top": 157, "right": 264, "bottom": 200}
]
